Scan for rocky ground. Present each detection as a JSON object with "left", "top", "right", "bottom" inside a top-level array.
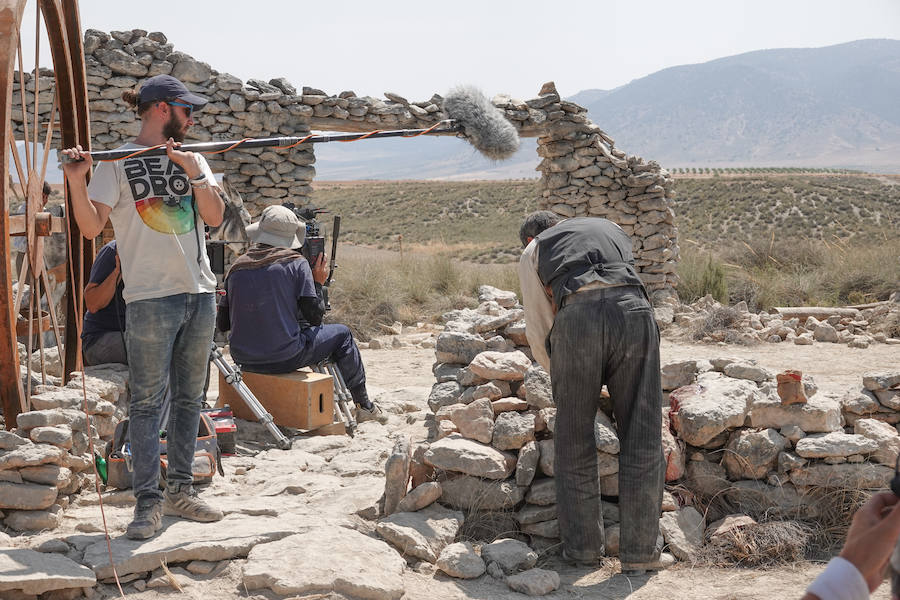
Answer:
[{"left": 2, "top": 330, "right": 898, "bottom": 599}]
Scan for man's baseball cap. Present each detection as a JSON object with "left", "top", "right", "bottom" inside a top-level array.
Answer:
[
  {"left": 246, "top": 205, "right": 305, "bottom": 249},
  {"left": 138, "top": 74, "right": 208, "bottom": 108}
]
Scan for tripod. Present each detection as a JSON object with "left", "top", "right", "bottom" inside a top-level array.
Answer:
[{"left": 208, "top": 343, "right": 292, "bottom": 450}]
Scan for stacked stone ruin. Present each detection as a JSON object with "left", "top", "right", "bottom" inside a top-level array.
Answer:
[
  {"left": 0, "top": 352, "right": 127, "bottom": 533},
  {"left": 386, "top": 285, "right": 900, "bottom": 569},
  {"left": 10, "top": 28, "right": 679, "bottom": 297}
]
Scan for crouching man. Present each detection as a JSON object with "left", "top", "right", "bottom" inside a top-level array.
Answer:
[{"left": 217, "top": 205, "right": 385, "bottom": 423}]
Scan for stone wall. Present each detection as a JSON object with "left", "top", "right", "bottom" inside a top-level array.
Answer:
[
  {"left": 389, "top": 285, "right": 900, "bottom": 566},
  {"left": 10, "top": 27, "right": 679, "bottom": 296},
  {"left": 0, "top": 353, "right": 127, "bottom": 532}
]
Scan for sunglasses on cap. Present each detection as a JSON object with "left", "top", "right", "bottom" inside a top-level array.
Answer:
[{"left": 165, "top": 101, "right": 193, "bottom": 118}]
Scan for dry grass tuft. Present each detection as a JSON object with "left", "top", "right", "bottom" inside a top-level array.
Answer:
[
  {"left": 696, "top": 521, "right": 811, "bottom": 567},
  {"left": 691, "top": 306, "right": 743, "bottom": 341}
]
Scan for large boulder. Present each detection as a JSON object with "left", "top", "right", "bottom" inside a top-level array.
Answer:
[
  {"left": 439, "top": 476, "right": 526, "bottom": 511},
  {"left": 481, "top": 538, "right": 538, "bottom": 575},
  {"left": 436, "top": 541, "right": 486, "bottom": 579},
  {"left": 789, "top": 463, "right": 894, "bottom": 489},
  {"left": 721, "top": 429, "right": 787, "bottom": 480},
  {"left": 854, "top": 419, "right": 900, "bottom": 466},
  {"left": 435, "top": 331, "right": 487, "bottom": 365},
  {"left": 794, "top": 432, "right": 879, "bottom": 459},
  {"left": 375, "top": 505, "right": 464, "bottom": 563},
  {"left": 659, "top": 507, "right": 704, "bottom": 561},
  {"left": 492, "top": 412, "right": 536, "bottom": 450},
  {"left": 450, "top": 399, "right": 495, "bottom": 444},
  {"left": 670, "top": 373, "right": 759, "bottom": 446},
  {"left": 469, "top": 351, "right": 531, "bottom": 381},
  {"left": 748, "top": 392, "right": 842, "bottom": 433},
  {"left": 424, "top": 435, "right": 516, "bottom": 480}
]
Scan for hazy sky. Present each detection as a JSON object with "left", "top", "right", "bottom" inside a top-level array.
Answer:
[{"left": 56, "top": 0, "right": 899, "bottom": 101}]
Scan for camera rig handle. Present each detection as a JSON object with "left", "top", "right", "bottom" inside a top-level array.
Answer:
[{"left": 323, "top": 215, "right": 341, "bottom": 311}]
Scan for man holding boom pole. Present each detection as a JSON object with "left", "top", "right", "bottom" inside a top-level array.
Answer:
[{"left": 61, "top": 74, "right": 225, "bottom": 540}]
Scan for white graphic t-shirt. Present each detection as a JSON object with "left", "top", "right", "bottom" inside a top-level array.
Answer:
[{"left": 87, "top": 142, "right": 219, "bottom": 304}]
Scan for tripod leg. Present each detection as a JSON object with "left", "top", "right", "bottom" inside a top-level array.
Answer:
[
  {"left": 210, "top": 346, "right": 292, "bottom": 450},
  {"left": 325, "top": 362, "right": 357, "bottom": 433}
]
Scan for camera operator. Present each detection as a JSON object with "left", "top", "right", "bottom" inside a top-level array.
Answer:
[{"left": 217, "top": 205, "right": 386, "bottom": 424}]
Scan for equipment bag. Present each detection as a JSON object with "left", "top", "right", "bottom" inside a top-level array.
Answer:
[{"left": 105, "top": 413, "right": 224, "bottom": 490}]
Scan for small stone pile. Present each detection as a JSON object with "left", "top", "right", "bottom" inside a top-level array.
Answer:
[
  {"left": 1, "top": 355, "right": 127, "bottom": 533},
  {"left": 665, "top": 295, "right": 900, "bottom": 347}
]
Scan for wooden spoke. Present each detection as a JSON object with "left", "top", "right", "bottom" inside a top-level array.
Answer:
[
  {"left": 38, "top": 92, "right": 57, "bottom": 185},
  {"left": 6, "top": 127, "right": 27, "bottom": 200},
  {"left": 41, "top": 257, "right": 63, "bottom": 352},
  {"left": 32, "top": 1, "right": 40, "bottom": 169},
  {"left": 15, "top": 35, "right": 31, "bottom": 173}
]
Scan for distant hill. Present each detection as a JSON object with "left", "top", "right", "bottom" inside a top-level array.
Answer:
[{"left": 313, "top": 39, "right": 900, "bottom": 179}]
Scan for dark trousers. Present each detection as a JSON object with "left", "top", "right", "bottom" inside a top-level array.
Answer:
[
  {"left": 550, "top": 286, "right": 664, "bottom": 564},
  {"left": 241, "top": 323, "right": 366, "bottom": 396}
]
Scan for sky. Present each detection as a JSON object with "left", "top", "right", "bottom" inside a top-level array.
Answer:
[{"left": 18, "top": 0, "right": 900, "bottom": 102}]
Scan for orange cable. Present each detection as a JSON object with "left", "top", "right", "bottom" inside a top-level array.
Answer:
[{"left": 62, "top": 171, "right": 127, "bottom": 599}]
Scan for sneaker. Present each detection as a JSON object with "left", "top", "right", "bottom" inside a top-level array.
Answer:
[
  {"left": 356, "top": 403, "right": 388, "bottom": 424},
  {"left": 163, "top": 485, "right": 224, "bottom": 523},
  {"left": 126, "top": 498, "right": 163, "bottom": 540},
  {"left": 620, "top": 552, "right": 675, "bottom": 576}
]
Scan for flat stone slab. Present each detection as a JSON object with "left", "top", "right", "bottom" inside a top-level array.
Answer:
[
  {"left": 81, "top": 513, "right": 297, "bottom": 579},
  {"left": 243, "top": 526, "right": 405, "bottom": 600},
  {"left": 748, "top": 392, "right": 841, "bottom": 433},
  {"left": 424, "top": 434, "right": 516, "bottom": 479},
  {"left": 0, "top": 548, "right": 96, "bottom": 594},
  {"left": 376, "top": 505, "right": 464, "bottom": 563},
  {"left": 794, "top": 432, "right": 878, "bottom": 458},
  {"left": 789, "top": 463, "right": 894, "bottom": 489},
  {"left": 670, "top": 373, "right": 758, "bottom": 446}
]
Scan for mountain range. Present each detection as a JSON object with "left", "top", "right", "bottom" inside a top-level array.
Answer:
[{"left": 313, "top": 39, "right": 900, "bottom": 179}]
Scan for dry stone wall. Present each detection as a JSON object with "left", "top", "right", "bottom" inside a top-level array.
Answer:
[
  {"left": 386, "top": 284, "right": 900, "bottom": 566},
  {"left": 11, "top": 28, "right": 679, "bottom": 296},
  {"left": 0, "top": 350, "right": 127, "bottom": 532}
]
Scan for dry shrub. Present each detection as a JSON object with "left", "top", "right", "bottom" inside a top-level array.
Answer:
[
  {"left": 696, "top": 520, "right": 811, "bottom": 567},
  {"left": 803, "top": 487, "right": 872, "bottom": 558},
  {"left": 691, "top": 306, "right": 742, "bottom": 341}
]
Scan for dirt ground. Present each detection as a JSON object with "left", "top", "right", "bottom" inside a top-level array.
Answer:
[{"left": 64, "top": 337, "right": 898, "bottom": 600}]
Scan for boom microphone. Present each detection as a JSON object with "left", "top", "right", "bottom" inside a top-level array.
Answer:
[
  {"left": 442, "top": 86, "right": 520, "bottom": 160},
  {"left": 73, "top": 86, "right": 521, "bottom": 162}
]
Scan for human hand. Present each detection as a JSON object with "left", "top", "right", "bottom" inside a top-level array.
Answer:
[
  {"left": 312, "top": 253, "right": 328, "bottom": 284},
  {"left": 165, "top": 138, "right": 202, "bottom": 179},
  {"left": 60, "top": 145, "right": 92, "bottom": 178},
  {"left": 839, "top": 491, "right": 900, "bottom": 592}
]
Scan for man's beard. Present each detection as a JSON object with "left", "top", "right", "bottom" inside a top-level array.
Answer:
[{"left": 162, "top": 111, "right": 186, "bottom": 142}]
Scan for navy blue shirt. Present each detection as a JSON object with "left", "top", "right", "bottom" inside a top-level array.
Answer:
[
  {"left": 82, "top": 241, "right": 126, "bottom": 345},
  {"left": 220, "top": 257, "right": 318, "bottom": 365}
]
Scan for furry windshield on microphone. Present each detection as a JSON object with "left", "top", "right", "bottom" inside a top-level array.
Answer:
[{"left": 442, "top": 86, "right": 520, "bottom": 161}]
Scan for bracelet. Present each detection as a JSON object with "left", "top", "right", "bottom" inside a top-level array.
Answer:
[
  {"left": 189, "top": 173, "right": 207, "bottom": 184},
  {"left": 192, "top": 181, "right": 210, "bottom": 190}
]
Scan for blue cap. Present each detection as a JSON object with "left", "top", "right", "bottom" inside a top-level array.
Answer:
[{"left": 138, "top": 74, "right": 208, "bottom": 109}]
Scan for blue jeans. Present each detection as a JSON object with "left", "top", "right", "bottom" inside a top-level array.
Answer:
[
  {"left": 241, "top": 324, "right": 366, "bottom": 398},
  {"left": 82, "top": 331, "right": 128, "bottom": 366},
  {"left": 125, "top": 293, "right": 215, "bottom": 502}
]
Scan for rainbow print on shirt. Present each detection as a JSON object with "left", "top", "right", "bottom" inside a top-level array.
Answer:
[{"left": 123, "top": 156, "right": 196, "bottom": 234}]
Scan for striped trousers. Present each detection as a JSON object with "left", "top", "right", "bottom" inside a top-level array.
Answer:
[{"left": 549, "top": 285, "right": 665, "bottom": 564}]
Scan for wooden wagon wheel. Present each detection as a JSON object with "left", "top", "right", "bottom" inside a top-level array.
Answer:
[{"left": 0, "top": 0, "right": 91, "bottom": 428}]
